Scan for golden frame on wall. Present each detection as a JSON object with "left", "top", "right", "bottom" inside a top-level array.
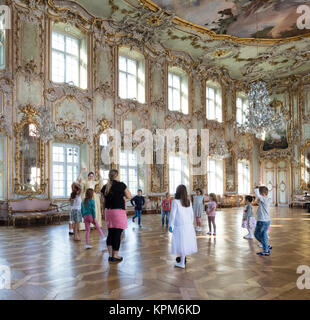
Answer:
[
  {"left": 300, "top": 140, "right": 310, "bottom": 191},
  {"left": 14, "top": 105, "right": 46, "bottom": 195}
]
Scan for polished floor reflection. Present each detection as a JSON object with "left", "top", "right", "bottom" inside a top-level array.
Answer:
[{"left": 0, "top": 207, "right": 310, "bottom": 300}]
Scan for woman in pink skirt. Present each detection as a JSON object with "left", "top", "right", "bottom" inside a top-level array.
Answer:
[{"left": 101, "top": 169, "right": 132, "bottom": 262}]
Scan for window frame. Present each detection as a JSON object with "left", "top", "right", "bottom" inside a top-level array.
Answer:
[
  {"left": 51, "top": 29, "right": 86, "bottom": 88},
  {"left": 236, "top": 93, "right": 249, "bottom": 125},
  {"left": 119, "top": 150, "right": 139, "bottom": 193},
  {"left": 168, "top": 69, "right": 189, "bottom": 114},
  {"left": 52, "top": 143, "right": 81, "bottom": 199},
  {"left": 206, "top": 82, "right": 222, "bottom": 122},
  {"left": 168, "top": 153, "right": 190, "bottom": 194},
  {"left": 118, "top": 53, "right": 145, "bottom": 103},
  {"left": 238, "top": 160, "right": 250, "bottom": 195},
  {"left": 207, "top": 157, "right": 224, "bottom": 195}
]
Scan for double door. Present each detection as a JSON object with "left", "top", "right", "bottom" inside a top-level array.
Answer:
[{"left": 261, "top": 159, "right": 290, "bottom": 206}]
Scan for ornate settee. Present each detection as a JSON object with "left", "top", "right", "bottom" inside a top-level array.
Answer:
[{"left": 8, "top": 198, "right": 61, "bottom": 227}]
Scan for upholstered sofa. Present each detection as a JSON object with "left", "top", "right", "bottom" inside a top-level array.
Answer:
[
  {"left": 8, "top": 198, "right": 61, "bottom": 227},
  {"left": 290, "top": 194, "right": 308, "bottom": 208}
]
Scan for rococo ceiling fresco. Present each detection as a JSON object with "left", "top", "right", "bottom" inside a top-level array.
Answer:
[{"left": 153, "top": 0, "right": 310, "bottom": 39}]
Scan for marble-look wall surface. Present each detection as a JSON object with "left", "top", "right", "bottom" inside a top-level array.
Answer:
[{"left": 0, "top": 0, "right": 307, "bottom": 207}]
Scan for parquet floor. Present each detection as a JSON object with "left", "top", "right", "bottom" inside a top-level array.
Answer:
[{"left": 1, "top": 207, "right": 310, "bottom": 300}]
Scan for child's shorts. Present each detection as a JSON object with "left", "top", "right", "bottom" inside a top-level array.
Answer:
[
  {"left": 70, "top": 209, "right": 82, "bottom": 223},
  {"left": 196, "top": 216, "right": 201, "bottom": 223}
]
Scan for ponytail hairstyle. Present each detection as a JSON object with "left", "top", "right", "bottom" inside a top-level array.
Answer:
[
  {"left": 104, "top": 169, "right": 119, "bottom": 196},
  {"left": 175, "top": 184, "right": 190, "bottom": 208},
  {"left": 84, "top": 188, "right": 94, "bottom": 206},
  {"left": 70, "top": 183, "right": 81, "bottom": 201},
  {"left": 209, "top": 193, "right": 217, "bottom": 203}
]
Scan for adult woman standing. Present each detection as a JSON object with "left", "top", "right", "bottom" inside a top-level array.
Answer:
[
  {"left": 101, "top": 169, "right": 132, "bottom": 262},
  {"left": 78, "top": 168, "right": 103, "bottom": 231}
]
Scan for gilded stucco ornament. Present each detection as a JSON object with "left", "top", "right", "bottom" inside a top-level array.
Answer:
[
  {"left": 0, "top": 114, "right": 11, "bottom": 137},
  {"left": 109, "top": 5, "right": 175, "bottom": 47}
]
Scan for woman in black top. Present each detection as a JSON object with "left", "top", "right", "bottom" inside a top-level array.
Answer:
[{"left": 101, "top": 169, "right": 132, "bottom": 262}]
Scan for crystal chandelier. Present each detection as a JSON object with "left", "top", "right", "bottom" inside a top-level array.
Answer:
[
  {"left": 237, "top": 80, "right": 283, "bottom": 139},
  {"left": 36, "top": 105, "right": 57, "bottom": 142}
]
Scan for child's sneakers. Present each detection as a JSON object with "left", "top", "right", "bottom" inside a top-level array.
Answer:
[
  {"left": 85, "top": 244, "right": 92, "bottom": 249},
  {"left": 244, "top": 234, "right": 253, "bottom": 239},
  {"left": 256, "top": 251, "right": 270, "bottom": 256},
  {"left": 175, "top": 262, "right": 185, "bottom": 269}
]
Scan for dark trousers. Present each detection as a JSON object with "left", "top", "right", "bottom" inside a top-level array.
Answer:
[{"left": 106, "top": 228, "right": 123, "bottom": 251}]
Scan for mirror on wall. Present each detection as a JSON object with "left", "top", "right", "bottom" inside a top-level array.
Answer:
[
  {"left": 301, "top": 142, "right": 310, "bottom": 190},
  {"left": 14, "top": 107, "right": 46, "bottom": 195}
]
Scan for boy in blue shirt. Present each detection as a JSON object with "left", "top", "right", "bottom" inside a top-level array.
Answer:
[{"left": 131, "top": 189, "right": 145, "bottom": 228}]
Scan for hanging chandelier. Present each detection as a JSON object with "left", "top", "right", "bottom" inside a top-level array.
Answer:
[{"left": 237, "top": 80, "right": 283, "bottom": 139}]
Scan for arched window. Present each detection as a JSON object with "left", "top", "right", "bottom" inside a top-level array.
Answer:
[
  {"left": 118, "top": 47, "right": 145, "bottom": 103},
  {"left": 238, "top": 160, "right": 250, "bottom": 194},
  {"left": 51, "top": 22, "right": 88, "bottom": 89},
  {"left": 206, "top": 80, "right": 222, "bottom": 122},
  {"left": 168, "top": 66, "right": 188, "bottom": 114},
  {"left": 207, "top": 157, "right": 223, "bottom": 195}
]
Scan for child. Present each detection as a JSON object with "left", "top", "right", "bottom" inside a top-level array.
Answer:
[
  {"left": 169, "top": 184, "right": 197, "bottom": 269},
  {"left": 70, "top": 182, "right": 82, "bottom": 241},
  {"left": 254, "top": 186, "right": 272, "bottom": 256},
  {"left": 81, "top": 188, "right": 105, "bottom": 249},
  {"left": 206, "top": 193, "right": 217, "bottom": 236},
  {"left": 161, "top": 192, "right": 172, "bottom": 227},
  {"left": 242, "top": 195, "right": 256, "bottom": 239},
  {"left": 131, "top": 189, "right": 145, "bottom": 228},
  {"left": 193, "top": 188, "right": 204, "bottom": 232}
]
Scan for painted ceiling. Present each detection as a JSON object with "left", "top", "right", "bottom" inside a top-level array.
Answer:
[
  {"left": 65, "top": 0, "right": 310, "bottom": 80},
  {"left": 152, "top": 0, "right": 310, "bottom": 39}
]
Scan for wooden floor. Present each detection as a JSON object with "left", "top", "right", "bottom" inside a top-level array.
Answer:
[{"left": 1, "top": 207, "right": 310, "bottom": 300}]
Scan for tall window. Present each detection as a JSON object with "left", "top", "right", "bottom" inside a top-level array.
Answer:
[
  {"left": 52, "top": 144, "right": 80, "bottom": 198},
  {"left": 119, "top": 48, "right": 145, "bottom": 103},
  {"left": 207, "top": 158, "right": 223, "bottom": 195},
  {"left": 169, "top": 153, "right": 189, "bottom": 194},
  {"left": 51, "top": 28, "right": 87, "bottom": 89},
  {"left": 0, "top": 136, "right": 5, "bottom": 199},
  {"left": 168, "top": 67, "right": 188, "bottom": 114},
  {"left": 236, "top": 93, "right": 249, "bottom": 125},
  {"left": 238, "top": 160, "right": 250, "bottom": 194},
  {"left": 0, "top": 30, "right": 5, "bottom": 70},
  {"left": 206, "top": 81, "right": 222, "bottom": 122},
  {"left": 120, "top": 150, "right": 139, "bottom": 193}
]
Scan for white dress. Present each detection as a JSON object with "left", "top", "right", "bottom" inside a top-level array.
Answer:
[{"left": 169, "top": 199, "right": 198, "bottom": 256}]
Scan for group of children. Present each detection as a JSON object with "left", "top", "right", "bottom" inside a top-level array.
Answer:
[
  {"left": 69, "top": 182, "right": 105, "bottom": 248},
  {"left": 69, "top": 180, "right": 272, "bottom": 264}
]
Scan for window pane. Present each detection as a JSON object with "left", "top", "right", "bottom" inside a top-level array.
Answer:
[
  {"left": 173, "top": 88, "right": 180, "bottom": 111},
  {"left": 52, "top": 51, "right": 65, "bottom": 83},
  {"left": 119, "top": 71, "right": 127, "bottom": 99},
  {"left": 168, "top": 87, "right": 173, "bottom": 110},
  {"left": 127, "top": 58, "right": 137, "bottom": 76},
  {"left": 173, "top": 74, "right": 180, "bottom": 89},
  {"left": 52, "top": 32, "right": 65, "bottom": 51},
  {"left": 168, "top": 73, "right": 172, "bottom": 87},
  {"left": 66, "top": 55, "right": 79, "bottom": 85},
  {"left": 119, "top": 56, "right": 127, "bottom": 72},
  {"left": 127, "top": 74, "right": 137, "bottom": 99},
  {"left": 66, "top": 36, "right": 79, "bottom": 56}
]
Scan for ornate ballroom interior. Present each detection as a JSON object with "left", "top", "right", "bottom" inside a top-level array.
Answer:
[{"left": 1, "top": 0, "right": 310, "bottom": 301}]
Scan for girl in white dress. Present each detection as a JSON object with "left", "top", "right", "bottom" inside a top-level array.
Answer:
[{"left": 169, "top": 185, "right": 198, "bottom": 269}]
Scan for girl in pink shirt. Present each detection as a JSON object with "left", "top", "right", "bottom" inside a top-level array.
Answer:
[{"left": 206, "top": 193, "right": 217, "bottom": 236}]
